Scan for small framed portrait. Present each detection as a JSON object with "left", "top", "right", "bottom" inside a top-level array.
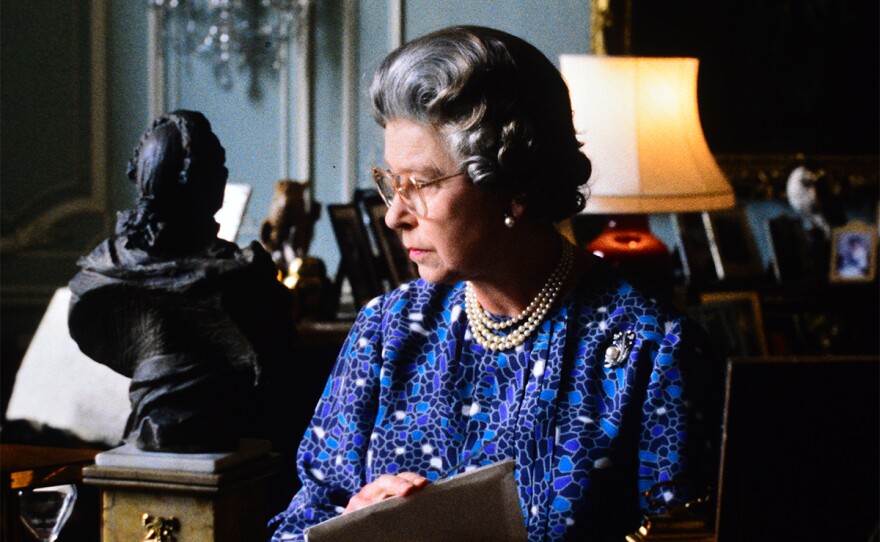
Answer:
[
  {"left": 874, "top": 199, "right": 880, "bottom": 245},
  {"left": 702, "top": 208, "right": 764, "bottom": 282},
  {"left": 327, "top": 203, "right": 385, "bottom": 307},
  {"left": 829, "top": 221, "right": 877, "bottom": 283},
  {"left": 687, "top": 291, "right": 768, "bottom": 358},
  {"left": 673, "top": 212, "right": 718, "bottom": 286},
  {"left": 215, "top": 183, "right": 252, "bottom": 243},
  {"left": 765, "top": 215, "right": 815, "bottom": 285},
  {"left": 354, "top": 189, "right": 417, "bottom": 287},
  {"left": 365, "top": 199, "right": 417, "bottom": 286}
]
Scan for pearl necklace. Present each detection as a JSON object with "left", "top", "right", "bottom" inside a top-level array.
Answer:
[{"left": 465, "top": 240, "right": 574, "bottom": 351}]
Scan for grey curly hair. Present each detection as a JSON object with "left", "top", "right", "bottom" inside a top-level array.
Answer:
[{"left": 370, "top": 26, "right": 591, "bottom": 221}]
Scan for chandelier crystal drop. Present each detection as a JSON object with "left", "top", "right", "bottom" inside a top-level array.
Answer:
[{"left": 465, "top": 240, "right": 574, "bottom": 351}]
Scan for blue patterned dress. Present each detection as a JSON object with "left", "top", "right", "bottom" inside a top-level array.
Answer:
[{"left": 270, "top": 264, "right": 718, "bottom": 541}]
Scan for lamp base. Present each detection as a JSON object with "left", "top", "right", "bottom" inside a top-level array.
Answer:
[{"left": 586, "top": 216, "right": 674, "bottom": 286}]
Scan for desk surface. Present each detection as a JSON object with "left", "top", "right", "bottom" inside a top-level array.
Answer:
[
  {"left": 1, "top": 444, "right": 100, "bottom": 490},
  {"left": 296, "top": 320, "right": 354, "bottom": 348}
]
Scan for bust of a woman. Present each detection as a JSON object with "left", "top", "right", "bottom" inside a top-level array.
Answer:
[{"left": 68, "top": 110, "right": 296, "bottom": 453}]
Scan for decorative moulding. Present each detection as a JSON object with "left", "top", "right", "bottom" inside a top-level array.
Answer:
[{"left": 1, "top": 0, "right": 109, "bottom": 256}]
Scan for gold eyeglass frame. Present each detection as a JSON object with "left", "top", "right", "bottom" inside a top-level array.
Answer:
[{"left": 371, "top": 167, "right": 463, "bottom": 217}]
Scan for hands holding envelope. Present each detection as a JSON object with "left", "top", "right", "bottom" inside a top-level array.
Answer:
[
  {"left": 304, "top": 460, "right": 526, "bottom": 542},
  {"left": 344, "top": 472, "right": 428, "bottom": 513}
]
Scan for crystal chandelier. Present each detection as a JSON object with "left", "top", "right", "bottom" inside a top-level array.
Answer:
[{"left": 148, "top": 0, "right": 304, "bottom": 97}]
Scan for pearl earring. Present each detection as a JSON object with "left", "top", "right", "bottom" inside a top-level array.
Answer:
[{"left": 504, "top": 214, "right": 515, "bottom": 228}]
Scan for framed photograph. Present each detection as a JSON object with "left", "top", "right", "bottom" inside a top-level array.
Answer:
[
  {"left": 686, "top": 291, "right": 768, "bottom": 358},
  {"left": 365, "top": 199, "right": 417, "bottom": 286},
  {"left": 327, "top": 203, "right": 385, "bottom": 308},
  {"left": 829, "top": 221, "right": 877, "bottom": 283},
  {"left": 214, "top": 183, "right": 252, "bottom": 243},
  {"left": 350, "top": 189, "right": 387, "bottom": 283},
  {"left": 673, "top": 212, "right": 718, "bottom": 285},
  {"left": 353, "top": 189, "right": 417, "bottom": 288},
  {"left": 765, "top": 215, "right": 815, "bottom": 285},
  {"left": 702, "top": 209, "right": 764, "bottom": 282},
  {"left": 874, "top": 199, "right": 880, "bottom": 240}
]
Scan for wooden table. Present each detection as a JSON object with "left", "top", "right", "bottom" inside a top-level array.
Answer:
[{"left": 1, "top": 444, "right": 100, "bottom": 542}]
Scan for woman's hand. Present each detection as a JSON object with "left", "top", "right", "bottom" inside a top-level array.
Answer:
[{"left": 344, "top": 472, "right": 428, "bottom": 514}]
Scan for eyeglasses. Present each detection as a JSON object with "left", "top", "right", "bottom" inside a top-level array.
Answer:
[{"left": 371, "top": 167, "right": 463, "bottom": 217}]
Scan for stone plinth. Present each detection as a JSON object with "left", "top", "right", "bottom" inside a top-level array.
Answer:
[{"left": 83, "top": 440, "right": 280, "bottom": 542}]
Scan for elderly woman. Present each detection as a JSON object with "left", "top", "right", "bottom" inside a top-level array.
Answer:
[{"left": 271, "top": 26, "right": 717, "bottom": 541}]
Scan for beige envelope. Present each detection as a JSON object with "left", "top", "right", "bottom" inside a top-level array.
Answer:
[{"left": 305, "top": 459, "right": 526, "bottom": 542}]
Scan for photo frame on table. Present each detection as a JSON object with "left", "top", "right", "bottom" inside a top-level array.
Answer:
[
  {"left": 214, "top": 183, "right": 252, "bottom": 243},
  {"left": 874, "top": 200, "right": 880, "bottom": 244},
  {"left": 673, "top": 212, "right": 718, "bottom": 285},
  {"left": 765, "top": 215, "right": 815, "bottom": 285},
  {"left": 351, "top": 189, "right": 387, "bottom": 285},
  {"left": 686, "top": 291, "right": 768, "bottom": 358},
  {"left": 702, "top": 208, "right": 764, "bottom": 282},
  {"left": 328, "top": 203, "right": 385, "bottom": 308},
  {"left": 354, "top": 189, "right": 417, "bottom": 288},
  {"left": 829, "top": 221, "right": 877, "bottom": 283}
]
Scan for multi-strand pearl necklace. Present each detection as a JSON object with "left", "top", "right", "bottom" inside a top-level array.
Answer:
[{"left": 465, "top": 240, "right": 574, "bottom": 351}]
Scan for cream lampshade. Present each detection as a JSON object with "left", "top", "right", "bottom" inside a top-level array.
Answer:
[{"left": 559, "top": 55, "right": 735, "bottom": 276}]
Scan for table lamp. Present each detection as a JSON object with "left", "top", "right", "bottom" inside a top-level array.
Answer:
[{"left": 559, "top": 55, "right": 735, "bottom": 278}]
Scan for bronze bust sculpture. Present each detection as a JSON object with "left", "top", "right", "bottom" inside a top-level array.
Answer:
[{"left": 68, "top": 110, "right": 296, "bottom": 453}]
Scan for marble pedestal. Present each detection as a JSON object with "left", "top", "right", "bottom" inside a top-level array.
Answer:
[{"left": 83, "top": 440, "right": 281, "bottom": 542}]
